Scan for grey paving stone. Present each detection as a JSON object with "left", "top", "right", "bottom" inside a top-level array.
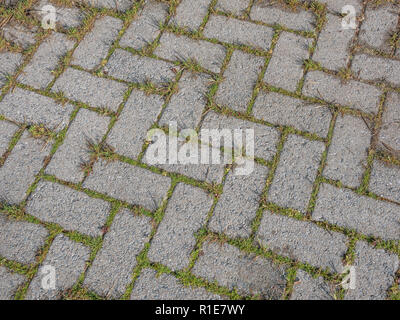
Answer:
[
  {"left": 290, "top": 270, "right": 334, "bottom": 300},
  {"left": 72, "top": 16, "right": 123, "bottom": 70},
  {"left": 34, "top": 0, "right": 86, "bottom": 29},
  {"left": 203, "top": 15, "right": 274, "bottom": 51},
  {"left": 358, "top": 4, "right": 399, "bottom": 53},
  {"left": 302, "top": 71, "right": 381, "bottom": 114},
  {"left": 0, "top": 212, "right": 49, "bottom": 264},
  {"left": 170, "top": 0, "right": 212, "bottom": 31},
  {"left": 215, "top": 50, "right": 264, "bottom": 112},
  {"left": 313, "top": 183, "right": 400, "bottom": 240},
  {"left": 250, "top": 1, "right": 315, "bottom": 31},
  {"left": 1, "top": 23, "right": 37, "bottom": 49},
  {"left": 26, "top": 180, "right": 111, "bottom": 237},
  {"left": 369, "top": 160, "right": 400, "bottom": 204},
  {"left": 0, "top": 87, "right": 74, "bottom": 131},
  {"left": 379, "top": 92, "right": 400, "bottom": 151},
  {"left": 18, "top": 32, "right": 75, "bottom": 89},
  {"left": 268, "top": 134, "right": 324, "bottom": 213},
  {"left": 0, "top": 131, "right": 52, "bottom": 205},
  {"left": 345, "top": 241, "right": 399, "bottom": 300},
  {"left": 312, "top": 0, "right": 362, "bottom": 13},
  {"left": 119, "top": 0, "right": 169, "bottom": 50},
  {"left": 148, "top": 183, "right": 213, "bottom": 270},
  {"left": 83, "top": 159, "right": 171, "bottom": 211},
  {"left": 52, "top": 67, "right": 128, "bottom": 111},
  {"left": 0, "top": 51, "right": 23, "bottom": 87},
  {"left": 324, "top": 115, "right": 371, "bottom": 188},
  {"left": 252, "top": 91, "right": 332, "bottom": 137},
  {"left": 192, "top": 241, "right": 287, "bottom": 299},
  {"left": 107, "top": 89, "right": 163, "bottom": 159},
  {"left": 313, "top": 13, "right": 356, "bottom": 70},
  {"left": 201, "top": 111, "right": 280, "bottom": 161},
  {"left": 0, "top": 266, "right": 26, "bottom": 300},
  {"left": 159, "top": 71, "right": 211, "bottom": 129},
  {"left": 154, "top": 32, "right": 226, "bottom": 73},
  {"left": 215, "top": 0, "right": 250, "bottom": 16},
  {"left": 105, "top": 48, "right": 176, "bottom": 85},
  {"left": 82, "top": 0, "right": 133, "bottom": 12},
  {"left": 209, "top": 163, "right": 269, "bottom": 238},
  {"left": 26, "top": 234, "right": 90, "bottom": 300},
  {"left": 0, "top": 120, "right": 19, "bottom": 157},
  {"left": 256, "top": 212, "right": 347, "bottom": 272},
  {"left": 131, "top": 268, "right": 222, "bottom": 300},
  {"left": 46, "top": 109, "right": 110, "bottom": 184},
  {"left": 264, "top": 32, "right": 311, "bottom": 92},
  {"left": 84, "top": 209, "right": 152, "bottom": 298},
  {"left": 352, "top": 54, "right": 400, "bottom": 86}
]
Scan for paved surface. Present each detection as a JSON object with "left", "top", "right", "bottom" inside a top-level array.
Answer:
[{"left": 0, "top": 0, "right": 399, "bottom": 300}]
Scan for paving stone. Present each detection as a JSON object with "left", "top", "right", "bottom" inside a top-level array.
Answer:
[
  {"left": 358, "top": 4, "right": 399, "bottom": 53},
  {"left": 268, "top": 134, "right": 324, "bottom": 213},
  {"left": 18, "top": 32, "right": 75, "bottom": 89},
  {"left": 107, "top": 89, "right": 163, "bottom": 159},
  {"left": 0, "top": 131, "right": 52, "bottom": 204},
  {"left": 170, "top": 0, "right": 212, "bottom": 31},
  {"left": 215, "top": 50, "right": 264, "bottom": 112},
  {"left": 256, "top": 212, "right": 347, "bottom": 272},
  {"left": 313, "top": 183, "right": 400, "bottom": 240},
  {"left": 159, "top": 71, "right": 211, "bottom": 129},
  {"left": 215, "top": 0, "right": 250, "bottom": 16},
  {"left": 72, "top": 16, "right": 123, "bottom": 70},
  {"left": 0, "top": 51, "right": 23, "bottom": 87},
  {"left": 290, "top": 270, "right": 334, "bottom": 300},
  {"left": 345, "top": 241, "right": 399, "bottom": 300},
  {"left": 119, "top": 0, "right": 169, "bottom": 50},
  {"left": 250, "top": 1, "right": 315, "bottom": 31},
  {"left": 302, "top": 71, "right": 381, "bottom": 114},
  {"left": 312, "top": 0, "right": 363, "bottom": 13},
  {"left": 0, "top": 87, "right": 74, "bottom": 131},
  {"left": 0, "top": 120, "right": 19, "bottom": 156},
  {"left": 313, "top": 13, "right": 356, "bottom": 70},
  {"left": 34, "top": 0, "right": 86, "bottom": 29},
  {"left": 46, "top": 108, "right": 110, "bottom": 184},
  {"left": 105, "top": 48, "right": 176, "bottom": 85},
  {"left": 3, "top": 0, "right": 19, "bottom": 7},
  {"left": 201, "top": 111, "right": 280, "bottom": 161},
  {"left": 83, "top": 159, "right": 171, "bottom": 211},
  {"left": 209, "top": 163, "right": 269, "bottom": 238},
  {"left": 379, "top": 92, "right": 400, "bottom": 152},
  {"left": 324, "top": 115, "right": 371, "bottom": 188},
  {"left": 84, "top": 209, "right": 152, "bottom": 298},
  {"left": 252, "top": 91, "right": 332, "bottom": 138},
  {"left": 1, "top": 23, "right": 37, "bottom": 49},
  {"left": 264, "top": 32, "right": 311, "bottom": 92},
  {"left": 192, "top": 241, "right": 287, "bottom": 299},
  {"left": 148, "top": 183, "right": 213, "bottom": 270},
  {"left": 52, "top": 67, "right": 128, "bottom": 111},
  {"left": 26, "top": 234, "right": 90, "bottom": 300},
  {"left": 154, "top": 32, "right": 226, "bottom": 73},
  {"left": 131, "top": 268, "right": 222, "bottom": 300},
  {"left": 203, "top": 15, "right": 274, "bottom": 51},
  {"left": 26, "top": 180, "right": 111, "bottom": 237},
  {"left": 352, "top": 54, "right": 400, "bottom": 86},
  {"left": 0, "top": 266, "right": 26, "bottom": 300},
  {"left": 0, "top": 212, "right": 49, "bottom": 264},
  {"left": 82, "top": 0, "right": 133, "bottom": 12},
  {"left": 369, "top": 160, "right": 400, "bottom": 203}
]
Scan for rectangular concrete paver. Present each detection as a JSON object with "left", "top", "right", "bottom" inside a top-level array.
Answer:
[
  {"left": 170, "top": 0, "right": 212, "bottom": 31},
  {"left": 314, "top": 183, "right": 400, "bottom": 240},
  {"left": 81, "top": 0, "right": 133, "bottom": 12},
  {"left": 0, "top": 51, "right": 23, "bottom": 87},
  {"left": 215, "top": 0, "right": 250, "bottom": 16},
  {"left": 256, "top": 212, "right": 347, "bottom": 272},
  {"left": 26, "top": 181, "right": 111, "bottom": 237},
  {"left": 0, "top": 266, "right": 26, "bottom": 300},
  {"left": 268, "top": 134, "right": 324, "bottom": 213},
  {"left": 193, "top": 241, "right": 287, "bottom": 299},
  {"left": 0, "top": 120, "right": 19, "bottom": 157},
  {"left": 379, "top": 92, "right": 400, "bottom": 151},
  {"left": 26, "top": 234, "right": 90, "bottom": 300},
  {"left": 83, "top": 159, "right": 171, "bottom": 211},
  {"left": 290, "top": 270, "right": 334, "bottom": 300},
  {"left": 84, "top": 209, "right": 152, "bottom": 298},
  {"left": 314, "top": 0, "right": 363, "bottom": 13},
  {"left": 369, "top": 160, "right": 400, "bottom": 204},
  {"left": 148, "top": 183, "right": 213, "bottom": 270},
  {"left": 2, "top": 23, "right": 37, "bottom": 49}
]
